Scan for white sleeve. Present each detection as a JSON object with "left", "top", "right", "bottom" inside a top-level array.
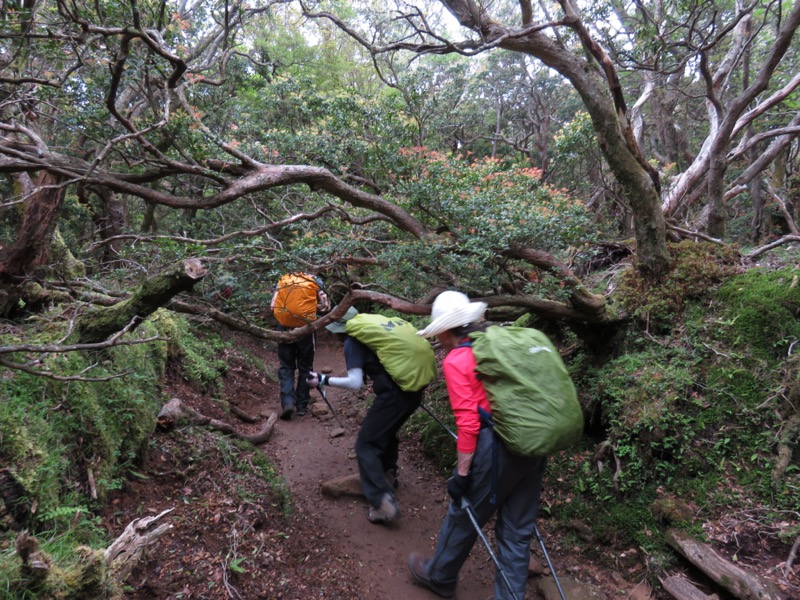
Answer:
[{"left": 327, "top": 368, "right": 364, "bottom": 390}]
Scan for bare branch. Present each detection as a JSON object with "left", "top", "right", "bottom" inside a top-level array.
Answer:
[
  {"left": 0, "top": 358, "right": 133, "bottom": 382},
  {"left": 747, "top": 235, "right": 800, "bottom": 258},
  {"left": 86, "top": 205, "right": 339, "bottom": 251}
]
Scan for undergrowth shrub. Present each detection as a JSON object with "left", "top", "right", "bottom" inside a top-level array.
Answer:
[
  {"left": 169, "top": 325, "right": 229, "bottom": 393},
  {"left": 581, "top": 345, "right": 699, "bottom": 494}
]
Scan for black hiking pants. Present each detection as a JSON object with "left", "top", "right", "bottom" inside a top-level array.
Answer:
[
  {"left": 277, "top": 329, "right": 315, "bottom": 412},
  {"left": 355, "top": 388, "right": 422, "bottom": 509}
]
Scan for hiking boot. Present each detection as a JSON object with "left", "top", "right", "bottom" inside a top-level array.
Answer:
[
  {"left": 296, "top": 405, "right": 307, "bottom": 417},
  {"left": 280, "top": 403, "right": 295, "bottom": 420},
  {"left": 367, "top": 492, "right": 399, "bottom": 525},
  {"left": 407, "top": 552, "right": 455, "bottom": 598}
]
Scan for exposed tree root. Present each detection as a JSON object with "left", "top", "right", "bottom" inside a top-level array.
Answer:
[{"left": 156, "top": 397, "right": 278, "bottom": 444}]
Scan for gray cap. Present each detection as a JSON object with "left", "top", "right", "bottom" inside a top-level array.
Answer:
[{"left": 325, "top": 306, "right": 358, "bottom": 334}]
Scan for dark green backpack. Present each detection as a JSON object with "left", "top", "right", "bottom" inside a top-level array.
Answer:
[
  {"left": 469, "top": 325, "right": 583, "bottom": 456},
  {"left": 345, "top": 313, "right": 437, "bottom": 392}
]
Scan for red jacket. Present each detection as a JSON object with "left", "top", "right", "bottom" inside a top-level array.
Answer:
[{"left": 442, "top": 345, "right": 491, "bottom": 454}]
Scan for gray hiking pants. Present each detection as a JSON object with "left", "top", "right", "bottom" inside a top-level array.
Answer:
[{"left": 426, "top": 427, "right": 547, "bottom": 600}]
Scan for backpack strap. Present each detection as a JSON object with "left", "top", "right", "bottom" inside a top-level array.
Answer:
[{"left": 477, "top": 406, "right": 499, "bottom": 505}]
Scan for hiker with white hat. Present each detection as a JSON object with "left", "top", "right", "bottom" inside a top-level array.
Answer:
[
  {"left": 408, "top": 291, "right": 547, "bottom": 600},
  {"left": 307, "top": 306, "right": 425, "bottom": 526}
]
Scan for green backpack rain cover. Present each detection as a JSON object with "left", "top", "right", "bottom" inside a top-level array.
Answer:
[
  {"left": 345, "top": 314, "right": 437, "bottom": 392},
  {"left": 469, "top": 326, "right": 583, "bottom": 456}
]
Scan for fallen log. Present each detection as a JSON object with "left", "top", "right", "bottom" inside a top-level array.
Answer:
[
  {"left": 660, "top": 574, "right": 712, "bottom": 600},
  {"left": 665, "top": 528, "right": 786, "bottom": 600},
  {"left": 105, "top": 507, "right": 174, "bottom": 581},
  {"left": 156, "top": 397, "right": 278, "bottom": 444}
]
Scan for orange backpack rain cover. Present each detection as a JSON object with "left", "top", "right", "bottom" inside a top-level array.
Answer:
[{"left": 273, "top": 273, "right": 321, "bottom": 328}]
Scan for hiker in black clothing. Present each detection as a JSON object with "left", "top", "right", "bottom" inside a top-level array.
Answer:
[
  {"left": 307, "top": 307, "right": 422, "bottom": 525},
  {"left": 271, "top": 273, "right": 330, "bottom": 420}
]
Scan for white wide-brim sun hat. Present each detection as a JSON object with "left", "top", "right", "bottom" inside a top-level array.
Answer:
[{"left": 416, "top": 291, "right": 488, "bottom": 338}]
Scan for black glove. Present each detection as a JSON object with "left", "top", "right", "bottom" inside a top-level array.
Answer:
[{"left": 447, "top": 469, "right": 470, "bottom": 505}]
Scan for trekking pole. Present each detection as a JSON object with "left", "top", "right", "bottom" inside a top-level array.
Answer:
[
  {"left": 534, "top": 523, "right": 566, "bottom": 600},
  {"left": 460, "top": 497, "right": 519, "bottom": 600},
  {"left": 309, "top": 369, "right": 345, "bottom": 429},
  {"left": 429, "top": 409, "right": 567, "bottom": 600},
  {"left": 419, "top": 402, "right": 457, "bottom": 440}
]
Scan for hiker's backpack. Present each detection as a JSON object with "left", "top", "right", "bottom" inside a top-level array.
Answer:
[
  {"left": 469, "top": 326, "right": 583, "bottom": 456},
  {"left": 345, "top": 314, "right": 437, "bottom": 392},
  {"left": 272, "top": 273, "right": 322, "bottom": 328}
]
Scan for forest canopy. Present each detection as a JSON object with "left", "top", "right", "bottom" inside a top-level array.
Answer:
[{"left": 1, "top": 0, "right": 797, "bottom": 332}]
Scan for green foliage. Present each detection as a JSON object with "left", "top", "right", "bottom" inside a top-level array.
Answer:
[
  {"left": 714, "top": 266, "right": 800, "bottom": 360},
  {"left": 378, "top": 148, "right": 594, "bottom": 297},
  {"left": 170, "top": 325, "right": 230, "bottom": 393},
  {"left": 616, "top": 240, "right": 742, "bottom": 332}
]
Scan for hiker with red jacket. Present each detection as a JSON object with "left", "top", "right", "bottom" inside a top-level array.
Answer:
[
  {"left": 271, "top": 272, "right": 330, "bottom": 420},
  {"left": 308, "top": 307, "right": 434, "bottom": 526},
  {"left": 408, "top": 291, "right": 547, "bottom": 600}
]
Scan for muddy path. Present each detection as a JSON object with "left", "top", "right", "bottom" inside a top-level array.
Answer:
[{"left": 267, "top": 333, "right": 500, "bottom": 599}]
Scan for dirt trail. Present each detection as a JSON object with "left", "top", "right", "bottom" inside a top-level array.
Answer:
[{"left": 267, "top": 333, "right": 498, "bottom": 600}]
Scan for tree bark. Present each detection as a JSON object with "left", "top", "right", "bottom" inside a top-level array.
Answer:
[{"left": 74, "top": 258, "right": 208, "bottom": 343}]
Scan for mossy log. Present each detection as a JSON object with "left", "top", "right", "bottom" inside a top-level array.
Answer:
[
  {"left": 665, "top": 528, "right": 786, "bottom": 600},
  {"left": 156, "top": 397, "right": 278, "bottom": 445},
  {"left": 75, "top": 258, "right": 207, "bottom": 344}
]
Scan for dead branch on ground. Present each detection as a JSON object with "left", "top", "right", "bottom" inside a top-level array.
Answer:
[{"left": 156, "top": 397, "right": 278, "bottom": 445}]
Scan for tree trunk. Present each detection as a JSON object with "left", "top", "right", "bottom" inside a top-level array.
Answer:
[
  {"left": 0, "top": 170, "right": 66, "bottom": 278},
  {"left": 706, "top": 153, "right": 727, "bottom": 239},
  {"left": 74, "top": 258, "right": 208, "bottom": 343},
  {"left": 441, "top": 3, "right": 671, "bottom": 276},
  {"left": 78, "top": 183, "right": 129, "bottom": 262}
]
